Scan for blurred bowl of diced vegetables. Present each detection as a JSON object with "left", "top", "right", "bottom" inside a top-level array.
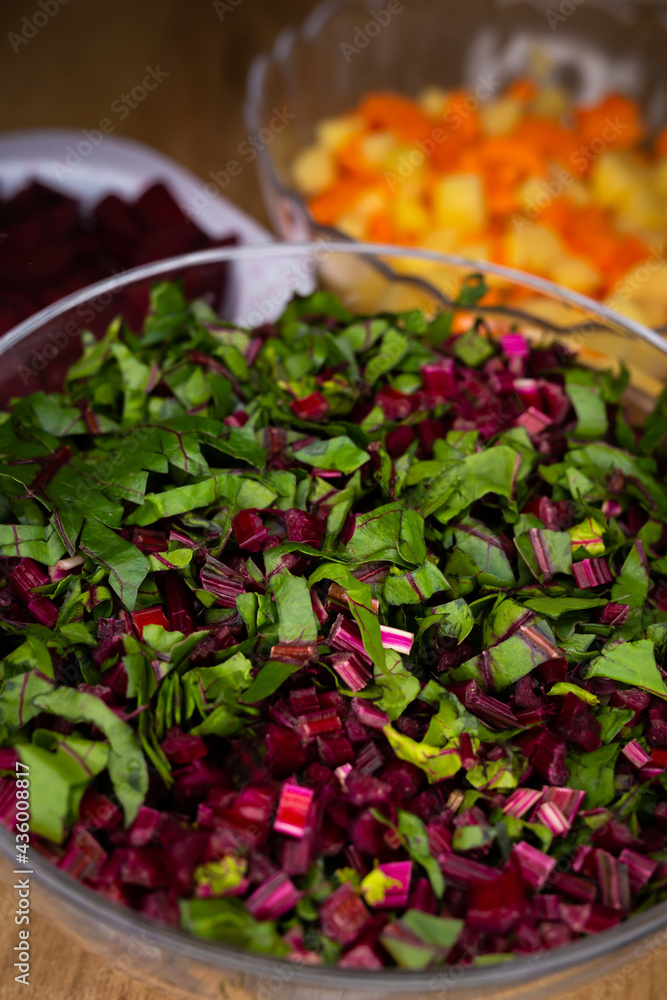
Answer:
[{"left": 245, "top": 0, "right": 667, "bottom": 330}]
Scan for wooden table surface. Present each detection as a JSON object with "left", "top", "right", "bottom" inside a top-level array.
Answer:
[
  {"left": 0, "top": 0, "right": 318, "bottom": 227},
  {"left": 0, "top": 0, "right": 666, "bottom": 997}
]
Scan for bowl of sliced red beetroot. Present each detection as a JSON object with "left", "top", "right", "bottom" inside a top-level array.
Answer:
[
  {"left": 0, "top": 179, "right": 237, "bottom": 336},
  {"left": 3, "top": 242, "right": 667, "bottom": 1000}
]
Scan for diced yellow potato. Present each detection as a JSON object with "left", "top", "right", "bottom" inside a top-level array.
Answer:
[
  {"left": 390, "top": 255, "right": 442, "bottom": 283},
  {"left": 457, "top": 243, "right": 490, "bottom": 262},
  {"left": 517, "top": 176, "right": 551, "bottom": 213},
  {"left": 336, "top": 211, "right": 368, "bottom": 241},
  {"left": 505, "top": 223, "right": 563, "bottom": 271},
  {"left": 291, "top": 145, "right": 336, "bottom": 197},
  {"left": 375, "top": 281, "right": 437, "bottom": 314},
  {"left": 642, "top": 263, "right": 667, "bottom": 306},
  {"left": 604, "top": 294, "right": 659, "bottom": 329},
  {"left": 421, "top": 228, "right": 460, "bottom": 254},
  {"left": 432, "top": 174, "right": 487, "bottom": 233},
  {"left": 426, "top": 266, "right": 467, "bottom": 302},
  {"left": 641, "top": 229, "right": 667, "bottom": 252},
  {"left": 531, "top": 86, "right": 569, "bottom": 120},
  {"left": 615, "top": 189, "right": 665, "bottom": 233},
  {"left": 383, "top": 147, "right": 427, "bottom": 195},
  {"left": 385, "top": 177, "right": 426, "bottom": 202},
  {"left": 621, "top": 262, "right": 667, "bottom": 307},
  {"left": 480, "top": 98, "right": 522, "bottom": 137},
  {"left": 518, "top": 174, "right": 587, "bottom": 215},
  {"left": 528, "top": 48, "right": 553, "bottom": 80},
  {"left": 520, "top": 296, "right": 591, "bottom": 330},
  {"left": 315, "top": 114, "right": 363, "bottom": 152},
  {"left": 654, "top": 160, "right": 667, "bottom": 200},
  {"left": 418, "top": 86, "right": 449, "bottom": 119},
  {"left": 591, "top": 152, "right": 644, "bottom": 211},
  {"left": 388, "top": 174, "right": 424, "bottom": 202},
  {"left": 355, "top": 190, "right": 387, "bottom": 219},
  {"left": 360, "top": 130, "right": 397, "bottom": 167},
  {"left": 564, "top": 180, "right": 590, "bottom": 207},
  {"left": 394, "top": 229, "right": 462, "bottom": 289},
  {"left": 392, "top": 197, "right": 429, "bottom": 234},
  {"left": 319, "top": 254, "right": 387, "bottom": 314},
  {"left": 549, "top": 256, "right": 601, "bottom": 294}
]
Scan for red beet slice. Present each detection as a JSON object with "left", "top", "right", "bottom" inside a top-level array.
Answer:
[
  {"left": 0, "top": 243, "right": 74, "bottom": 284},
  {"left": 129, "top": 222, "right": 206, "bottom": 267},
  {"left": 134, "top": 182, "right": 188, "bottom": 229},
  {"left": 93, "top": 194, "right": 143, "bottom": 243}
]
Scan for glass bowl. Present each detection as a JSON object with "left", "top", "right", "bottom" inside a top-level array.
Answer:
[
  {"left": 2, "top": 242, "right": 667, "bottom": 1000},
  {"left": 244, "top": 0, "right": 667, "bottom": 330}
]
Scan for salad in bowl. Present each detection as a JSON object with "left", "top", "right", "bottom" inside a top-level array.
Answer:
[{"left": 1, "top": 243, "right": 667, "bottom": 997}]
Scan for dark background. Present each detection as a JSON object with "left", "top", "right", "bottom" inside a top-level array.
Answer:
[{"left": 0, "top": 0, "right": 319, "bottom": 226}]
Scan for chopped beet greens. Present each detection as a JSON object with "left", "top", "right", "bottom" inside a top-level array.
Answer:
[{"left": 3, "top": 280, "right": 667, "bottom": 968}]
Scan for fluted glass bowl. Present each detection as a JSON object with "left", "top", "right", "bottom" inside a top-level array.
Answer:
[
  {"left": 244, "top": 0, "right": 667, "bottom": 331},
  {"left": 2, "top": 242, "right": 667, "bottom": 1000}
]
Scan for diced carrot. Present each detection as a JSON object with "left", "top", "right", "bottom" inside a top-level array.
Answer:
[
  {"left": 366, "top": 213, "right": 399, "bottom": 243},
  {"left": 480, "top": 137, "right": 547, "bottom": 176},
  {"left": 308, "top": 177, "right": 368, "bottom": 226},
  {"left": 560, "top": 206, "right": 621, "bottom": 272},
  {"left": 336, "top": 135, "right": 377, "bottom": 177},
  {"left": 480, "top": 287, "right": 510, "bottom": 307},
  {"left": 463, "top": 138, "right": 546, "bottom": 216},
  {"left": 506, "top": 78, "right": 537, "bottom": 104},
  {"left": 542, "top": 201, "right": 572, "bottom": 231},
  {"left": 359, "top": 92, "right": 432, "bottom": 143},
  {"left": 486, "top": 183, "right": 519, "bottom": 215},
  {"left": 600, "top": 234, "right": 652, "bottom": 290},
  {"left": 540, "top": 199, "right": 578, "bottom": 235},
  {"left": 657, "top": 125, "right": 667, "bottom": 157},
  {"left": 576, "top": 94, "right": 643, "bottom": 151},
  {"left": 457, "top": 150, "right": 483, "bottom": 174},
  {"left": 443, "top": 90, "right": 482, "bottom": 143},
  {"left": 293, "top": 78, "right": 664, "bottom": 326},
  {"left": 514, "top": 117, "right": 580, "bottom": 167},
  {"left": 451, "top": 311, "right": 477, "bottom": 333},
  {"left": 430, "top": 131, "right": 466, "bottom": 172}
]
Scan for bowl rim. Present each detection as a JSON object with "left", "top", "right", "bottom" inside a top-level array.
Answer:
[
  {"left": 1, "top": 241, "right": 666, "bottom": 359},
  {"left": 2, "top": 239, "right": 667, "bottom": 991},
  {"left": 3, "top": 827, "right": 667, "bottom": 993}
]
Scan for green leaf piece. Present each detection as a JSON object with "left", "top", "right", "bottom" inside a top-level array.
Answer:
[
  {"left": 587, "top": 640, "right": 667, "bottom": 700},
  {"left": 383, "top": 724, "right": 461, "bottom": 783},
  {"left": 30, "top": 687, "right": 148, "bottom": 825},
  {"left": 294, "top": 436, "right": 369, "bottom": 475}
]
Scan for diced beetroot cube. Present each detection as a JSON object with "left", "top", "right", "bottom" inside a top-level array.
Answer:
[
  {"left": 134, "top": 182, "right": 187, "bottom": 229},
  {"left": 129, "top": 222, "right": 204, "bottom": 267},
  {"left": 93, "top": 193, "right": 143, "bottom": 242},
  {"left": 320, "top": 882, "right": 371, "bottom": 946},
  {"left": 161, "top": 727, "right": 208, "bottom": 764},
  {"left": 0, "top": 243, "right": 73, "bottom": 283}
]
